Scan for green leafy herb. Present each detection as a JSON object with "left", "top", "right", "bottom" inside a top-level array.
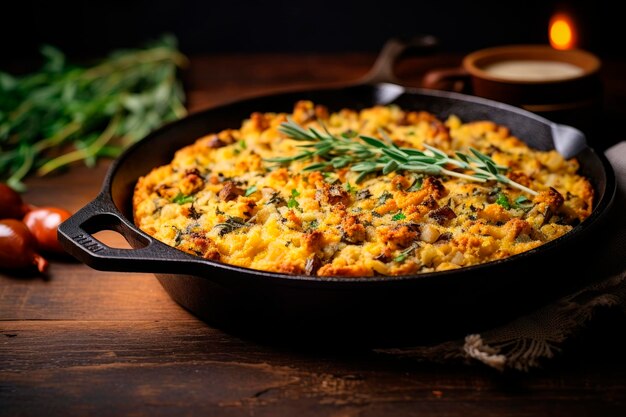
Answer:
[
  {"left": 407, "top": 175, "right": 423, "bottom": 192},
  {"left": 170, "top": 225, "right": 183, "bottom": 246},
  {"left": 377, "top": 191, "right": 393, "bottom": 206},
  {"left": 495, "top": 193, "right": 511, "bottom": 210},
  {"left": 287, "top": 199, "right": 299, "bottom": 209},
  {"left": 172, "top": 192, "right": 194, "bottom": 205},
  {"left": 322, "top": 172, "right": 339, "bottom": 184},
  {"left": 214, "top": 216, "right": 248, "bottom": 236},
  {"left": 308, "top": 219, "right": 319, "bottom": 230},
  {"left": 288, "top": 189, "right": 300, "bottom": 209},
  {"left": 514, "top": 195, "right": 533, "bottom": 210},
  {"left": 0, "top": 35, "right": 187, "bottom": 191},
  {"left": 392, "top": 212, "right": 406, "bottom": 221},
  {"left": 234, "top": 139, "right": 247, "bottom": 155},
  {"left": 356, "top": 189, "right": 372, "bottom": 200},
  {"left": 394, "top": 243, "right": 419, "bottom": 263},
  {"left": 245, "top": 185, "right": 258, "bottom": 197},
  {"left": 344, "top": 182, "right": 356, "bottom": 193},
  {"left": 267, "top": 118, "right": 537, "bottom": 196},
  {"left": 267, "top": 191, "right": 286, "bottom": 206}
]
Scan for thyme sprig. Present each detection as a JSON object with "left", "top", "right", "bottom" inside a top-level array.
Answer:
[
  {"left": 213, "top": 216, "right": 248, "bottom": 236},
  {"left": 267, "top": 118, "right": 537, "bottom": 196}
]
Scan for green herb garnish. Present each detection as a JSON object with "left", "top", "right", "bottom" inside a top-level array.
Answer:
[
  {"left": 170, "top": 225, "right": 183, "bottom": 246},
  {"left": 514, "top": 195, "right": 533, "bottom": 210},
  {"left": 377, "top": 191, "right": 393, "bottom": 206},
  {"left": 344, "top": 182, "right": 356, "bottom": 194},
  {"left": 214, "top": 216, "right": 248, "bottom": 236},
  {"left": 234, "top": 139, "right": 247, "bottom": 155},
  {"left": 172, "top": 193, "right": 194, "bottom": 205},
  {"left": 407, "top": 175, "right": 423, "bottom": 192},
  {"left": 393, "top": 243, "right": 419, "bottom": 263},
  {"left": 245, "top": 185, "right": 258, "bottom": 197},
  {"left": 267, "top": 191, "right": 286, "bottom": 206},
  {"left": 392, "top": 212, "right": 406, "bottom": 221},
  {"left": 495, "top": 193, "right": 511, "bottom": 210},
  {"left": 0, "top": 35, "right": 187, "bottom": 191},
  {"left": 268, "top": 118, "right": 537, "bottom": 195},
  {"left": 288, "top": 189, "right": 300, "bottom": 209}
]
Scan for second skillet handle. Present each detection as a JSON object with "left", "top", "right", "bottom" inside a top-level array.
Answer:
[
  {"left": 361, "top": 35, "right": 439, "bottom": 85},
  {"left": 57, "top": 193, "right": 205, "bottom": 274}
]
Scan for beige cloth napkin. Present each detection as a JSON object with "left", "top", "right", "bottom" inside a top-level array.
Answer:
[{"left": 377, "top": 142, "right": 626, "bottom": 371}]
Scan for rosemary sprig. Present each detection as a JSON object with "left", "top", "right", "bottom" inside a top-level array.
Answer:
[
  {"left": 0, "top": 35, "right": 187, "bottom": 191},
  {"left": 267, "top": 118, "right": 537, "bottom": 196}
]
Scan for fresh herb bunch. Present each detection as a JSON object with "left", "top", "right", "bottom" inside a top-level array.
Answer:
[
  {"left": 0, "top": 35, "right": 187, "bottom": 191},
  {"left": 268, "top": 118, "right": 538, "bottom": 196}
]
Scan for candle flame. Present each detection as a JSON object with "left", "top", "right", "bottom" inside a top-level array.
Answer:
[{"left": 550, "top": 14, "right": 576, "bottom": 50}]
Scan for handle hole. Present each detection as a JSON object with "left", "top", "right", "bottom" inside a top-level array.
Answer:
[
  {"left": 92, "top": 230, "right": 133, "bottom": 249},
  {"left": 81, "top": 213, "right": 150, "bottom": 249}
]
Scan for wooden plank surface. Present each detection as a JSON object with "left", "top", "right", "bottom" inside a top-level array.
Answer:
[{"left": 1, "top": 53, "right": 626, "bottom": 417}]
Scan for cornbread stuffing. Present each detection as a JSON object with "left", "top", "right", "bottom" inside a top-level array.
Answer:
[{"left": 133, "top": 101, "right": 593, "bottom": 277}]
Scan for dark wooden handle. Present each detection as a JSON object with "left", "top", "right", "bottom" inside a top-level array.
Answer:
[
  {"left": 422, "top": 67, "right": 470, "bottom": 92},
  {"left": 361, "top": 35, "right": 439, "bottom": 85}
]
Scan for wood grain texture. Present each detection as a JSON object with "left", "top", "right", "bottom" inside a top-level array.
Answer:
[
  {"left": 1, "top": 53, "right": 626, "bottom": 417},
  {"left": 2, "top": 321, "right": 625, "bottom": 417}
]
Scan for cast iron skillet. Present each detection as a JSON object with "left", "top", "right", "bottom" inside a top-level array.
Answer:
[{"left": 58, "top": 38, "right": 616, "bottom": 347}]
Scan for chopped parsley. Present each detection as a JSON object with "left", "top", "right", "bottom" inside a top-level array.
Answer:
[
  {"left": 214, "top": 216, "right": 247, "bottom": 236},
  {"left": 170, "top": 225, "right": 183, "bottom": 246},
  {"left": 407, "top": 175, "right": 423, "bottom": 192},
  {"left": 307, "top": 219, "right": 319, "bottom": 230},
  {"left": 392, "top": 212, "right": 406, "bottom": 221},
  {"left": 393, "top": 243, "right": 419, "bottom": 263},
  {"left": 356, "top": 189, "right": 372, "bottom": 200},
  {"left": 267, "top": 191, "right": 286, "bottom": 206},
  {"left": 514, "top": 195, "right": 533, "bottom": 210},
  {"left": 377, "top": 191, "right": 393, "bottom": 206},
  {"left": 323, "top": 172, "right": 339, "bottom": 184},
  {"left": 244, "top": 185, "right": 258, "bottom": 197},
  {"left": 288, "top": 189, "right": 300, "bottom": 209},
  {"left": 344, "top": 182, "right": 356, "bottom": 194},
  {"left": 172, "top": 192, "right": 194, "bottom": 205},
  {"left": 233, "top": 139, "right": 247, "bottom": 154},
  {"left": 495, "top": 193, "right": 511, "bottom": 210}
]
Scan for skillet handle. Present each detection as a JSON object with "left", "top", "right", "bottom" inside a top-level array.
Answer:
[
  {"left": 57, "top": 193, "right": 205, "bottom": 274},
  {"left": 361, "top": 35, "right": 439, "bottom": 85}
]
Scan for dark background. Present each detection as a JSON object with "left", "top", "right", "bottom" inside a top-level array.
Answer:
[{"left": 0, "top": 0, "right": 614, "bottom": 62}]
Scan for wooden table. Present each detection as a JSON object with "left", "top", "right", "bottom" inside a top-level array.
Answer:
[{"left": 2, "top": 53, "right": 625, "bottom": 416}]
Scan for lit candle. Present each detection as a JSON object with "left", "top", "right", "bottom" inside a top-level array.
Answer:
[{"left": 549, "top": 14, "right": 577, "bottom": 50}]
